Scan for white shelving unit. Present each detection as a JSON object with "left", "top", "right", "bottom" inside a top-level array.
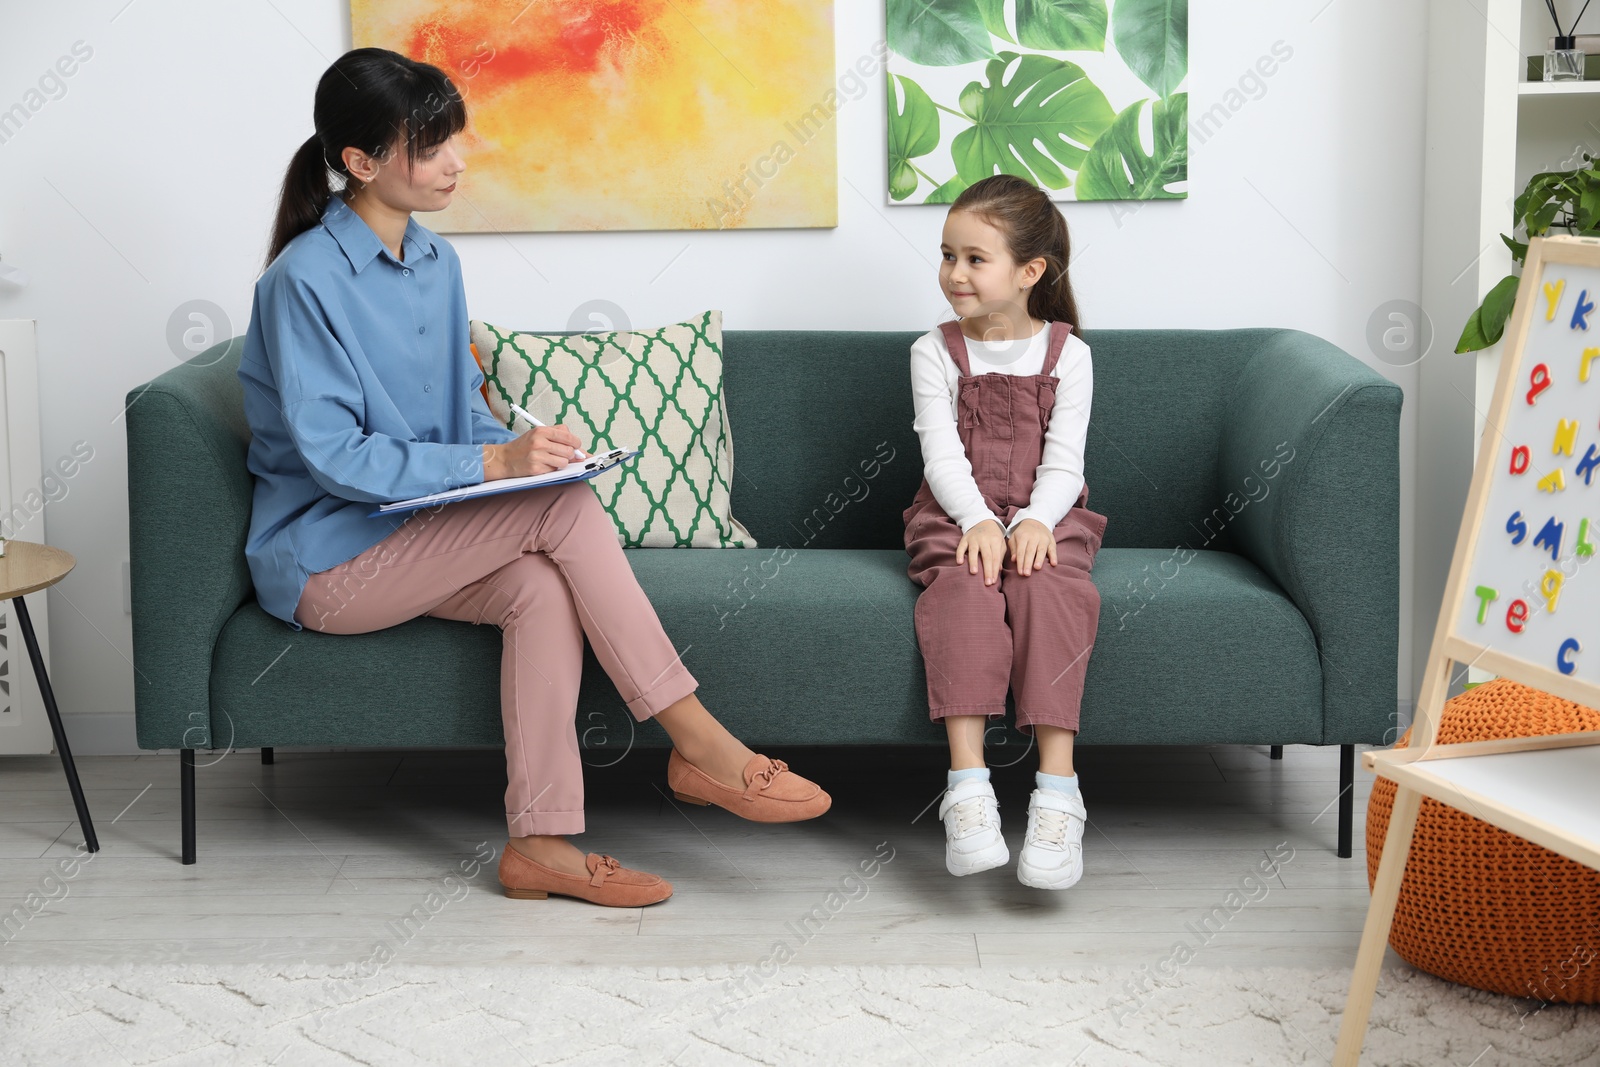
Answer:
[
  {"left": 1416, "top": 0, "right": 1600, "bottom": 691},
  {"left": 1486, "top": 4, "right": 1600, "bottom": 426},
  {"left": 1517, "top": 80, "right": 1600, "bottom": 94}
]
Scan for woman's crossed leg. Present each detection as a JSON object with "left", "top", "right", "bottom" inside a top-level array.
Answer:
[{"left": 294, "top": 481, "right": 809, "bottom": 883}]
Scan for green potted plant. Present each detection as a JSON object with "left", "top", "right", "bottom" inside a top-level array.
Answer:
[{"left": 1455, "top": 151, "right": 1600, "bottom": 352}]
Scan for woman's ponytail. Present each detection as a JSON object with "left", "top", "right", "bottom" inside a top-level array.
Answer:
[
  {"left": 949, "top": 174, "right": 1083, "bottom": 340},
  {"left": 260, "top": 48, "right": 469, "bottom": 275},
  {"left": 263, "top": 134, "right": 336, "bottom": 273}
]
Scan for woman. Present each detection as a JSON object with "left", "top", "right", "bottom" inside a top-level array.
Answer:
[{"left": 237, "top": 47, "right": 829, "bottom": 909}]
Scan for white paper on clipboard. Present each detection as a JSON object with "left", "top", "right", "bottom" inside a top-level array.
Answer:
[{"left": 368, "top": 447, "right": 638, "bottom": 518}]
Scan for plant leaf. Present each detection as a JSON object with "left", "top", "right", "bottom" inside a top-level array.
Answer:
[
  {"left": 1501, "top": 233, "right": 1528, "bottom": 264},
  {"left": 1578, "top": 183, "right": 1600, "bottom": 230},
  {"left": 1454, "top": 304, "right": 1490, "bottom": 354},
  {"left": 1479, "top": 273, "right": 1520, "bottom": 345},
  {"left": 887, "top": 0, "right": 997, "bottom": 66},
  {"left": 1456, "top": 274, "right": 1519, "bottom": 352},
  {"left": 1112, "top": 0, "right": 1187, "bottom": 97},
  {"left": 1016, "top": 0, "right": 1108, "bottom": 51},
  {"left": 1073, "top": 93, "right": 1187, "bottom": 199},
  {"left": 1530, "top": 200, "right": 1562, "bottom": 235},
  {"left": 889, "top": 74, "right": 941, "bottom": 201},
  {"left": 1514, "top": 172, "right": 1571, "bottom": 224},
  {"left": 949, "top": 52, "right": 1115, "bottom": 188}
]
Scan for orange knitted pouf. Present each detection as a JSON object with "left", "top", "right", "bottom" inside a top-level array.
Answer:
[{"left": 1367, "top": 677, "right": 1600, "bottom": 1003}]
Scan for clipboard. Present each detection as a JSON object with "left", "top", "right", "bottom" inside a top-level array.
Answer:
[{"left": 368, "top": 447, "right": 639, "bottom": 518}]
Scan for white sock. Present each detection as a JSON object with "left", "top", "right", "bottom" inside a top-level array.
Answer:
[
  {"left": 1036, "top": 770, "right": 1079, "bottom": 797},
  {"left": 948, "top": 766, "right": 990, "bottom": 789}
]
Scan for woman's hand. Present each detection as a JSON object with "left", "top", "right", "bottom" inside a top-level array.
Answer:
[
  {"left": 955, "top": 519, "right": 1008, "bottom": 586},
  {"left": 1007, "top": 518, "right": 1057, "bottom": 576},
  {"left": 483, "top": 424, "right": 587, "bottom": 480}
]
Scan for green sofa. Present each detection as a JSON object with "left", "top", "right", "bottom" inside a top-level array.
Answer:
[{"left": 126, "top": 328, "right": 1402, "bottom": 864}]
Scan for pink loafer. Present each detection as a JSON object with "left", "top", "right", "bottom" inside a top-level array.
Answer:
[
  {"left": 498, "top": 845, "right": 672, "bottom": 907},
  {"left": 666, "top": 749, "right": 832, "bottom": 822}
]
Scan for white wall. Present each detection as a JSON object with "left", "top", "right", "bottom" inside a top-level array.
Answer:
[{"left": 0, "top": 0, "right": 1428, "bottom": 754}]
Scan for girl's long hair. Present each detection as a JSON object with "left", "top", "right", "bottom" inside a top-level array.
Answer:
[
  {"left": 949, "top": 174, "right": 1083, "bottom": 336},
  {"left": 262, "top": 47, "right": 467, "bottom": 273}
]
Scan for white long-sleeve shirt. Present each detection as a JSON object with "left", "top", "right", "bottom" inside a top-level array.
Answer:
[{"left": 909, "top": 321, "right": 1093, "bottom": 535}]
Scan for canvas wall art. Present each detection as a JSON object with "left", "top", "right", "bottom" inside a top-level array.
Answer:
[
  {"left": 885, "top": 0, "right": 1188, "bottom": 203},
  {"left": 351, "top": 0, "right": 838, "bottom": 231}
]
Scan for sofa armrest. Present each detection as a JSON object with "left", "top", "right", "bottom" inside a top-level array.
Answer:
[
  {"left": 1217, "top": 329, "right": 1403, "bottom": 746},
  {"left": 126, "top": 380, "right": 254, "bottom": 750}
]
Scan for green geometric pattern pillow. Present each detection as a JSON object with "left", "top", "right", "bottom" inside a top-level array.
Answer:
[{"left": 468, "top": 310, "right": 757, "bottom": 549}]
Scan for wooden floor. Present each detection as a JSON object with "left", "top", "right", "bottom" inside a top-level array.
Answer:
[{"left": 0, "top": 743, "right": 1393, "bottom": 970}]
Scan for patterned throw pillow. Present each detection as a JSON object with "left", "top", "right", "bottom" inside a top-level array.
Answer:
[{"left": 468, "top": 311, "right": 757, "bottom": 549}]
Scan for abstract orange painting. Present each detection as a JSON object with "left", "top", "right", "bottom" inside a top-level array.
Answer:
[{"left": 351, "top": 0, "right": 838, "bottom": 232}]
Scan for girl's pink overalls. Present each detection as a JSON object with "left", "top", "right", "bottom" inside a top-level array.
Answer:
[{"left": 902, "top": 319, "right": 1108, "bottom": 735}]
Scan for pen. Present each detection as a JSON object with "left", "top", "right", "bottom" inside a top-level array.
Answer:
[{"left": 506, "top": 400, "right": 586, "bottom": 460}]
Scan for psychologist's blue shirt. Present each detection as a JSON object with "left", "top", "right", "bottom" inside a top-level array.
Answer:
[{"left": 238, "top": 194, "right": 519, "bottom": 631}]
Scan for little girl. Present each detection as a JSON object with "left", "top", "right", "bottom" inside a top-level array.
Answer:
[{"left": 902, "top": 174, "right": 1108, "bottom": 890}]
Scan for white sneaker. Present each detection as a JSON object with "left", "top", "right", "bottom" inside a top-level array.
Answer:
[
  {"left": 1017, "top": 786, "right": 1087, "bottom": 890},
  {"left": 939, "top": 777, "right": 1009, "bottom": 876}
]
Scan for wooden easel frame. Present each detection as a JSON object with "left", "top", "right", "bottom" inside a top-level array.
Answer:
[{"left": 1334, "top": 235, "right": 1600, "bottom": 1064}]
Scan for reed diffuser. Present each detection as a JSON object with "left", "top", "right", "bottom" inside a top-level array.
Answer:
[{"left": 1546, "top": 0, "right": 1595, "bottom": 81}]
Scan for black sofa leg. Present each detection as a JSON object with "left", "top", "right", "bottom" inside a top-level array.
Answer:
[
  {"left": 1270, "top": 745, "right": 1283, "bottom": 760},
  {"left": 181, "top": 749, "right": 196, "bottom": 865},
  {"left": 261, "top": 747, "right": 274, "bottom": 765},
  {"left": 1338, "top": 744, "right": 1355, "bottom": 859}
]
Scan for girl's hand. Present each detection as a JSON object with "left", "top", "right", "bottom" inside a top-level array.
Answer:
[
  {"left": 1007, "top": 518, "right": 1057, "bottom": 576},
  {"left": 485, "top": 424, "right": 587, "bottom": 479},
  {"left": 955, "top": 519, "right": 1008, "bottom": 586}
]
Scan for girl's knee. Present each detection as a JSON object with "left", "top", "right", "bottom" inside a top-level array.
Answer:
[
  {"left": 1004, "top": 563, "right": 1099, "bottom": 599},
  {"left": 923, "top": 562, "right": 1003, "bottom": 592}
]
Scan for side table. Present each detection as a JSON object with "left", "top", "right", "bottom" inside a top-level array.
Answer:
[{"left": 0, "top": 540, "right": 97, "bottom": 852}]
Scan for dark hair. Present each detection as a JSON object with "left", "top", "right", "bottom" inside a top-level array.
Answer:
[
  {"left": 262, "top": 47, "right": 467, "bottom": 272},
  {"left": 949, "top": 174, "right": 1083, "bottom": 335}
]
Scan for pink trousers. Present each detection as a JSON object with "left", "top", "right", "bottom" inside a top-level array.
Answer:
[
  {"left": 294, "top": 482, "right": 698, "bottom": 838},
  {"left": 904, "top": 499, "right": 1104, "bottom": 735}
]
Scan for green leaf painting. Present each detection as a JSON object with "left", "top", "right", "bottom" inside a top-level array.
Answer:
[{"left": 885, "top": 0, "right": 1188, "bottom": 203}]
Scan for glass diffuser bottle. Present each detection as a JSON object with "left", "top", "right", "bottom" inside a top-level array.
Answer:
[{"left": 1546, "top": 34, "right": 1587, "bottom": 81}]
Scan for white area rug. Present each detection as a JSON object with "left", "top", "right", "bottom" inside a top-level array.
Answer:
[{"left": 2, "top": 963, "right": 1596, "bottom": 1066}]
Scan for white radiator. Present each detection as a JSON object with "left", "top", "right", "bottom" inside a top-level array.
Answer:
[{"left": 0, "top": 319, "right": 54, "bottom": 754}]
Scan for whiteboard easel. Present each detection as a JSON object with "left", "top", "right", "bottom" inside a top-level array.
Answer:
[{"left": 1334, "top": 235, "right": 1600, "bottom": 1065}]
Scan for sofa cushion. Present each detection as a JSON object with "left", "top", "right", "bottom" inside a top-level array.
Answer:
[
  {"left": 469, "top": 311, "right": 757, "bottom": 549},
  {"left": 212, "top": 547, "right": 1321, "bottom": 750},
  {"left": 213, "top": 608, "right": 505, "bottom": 749},
  {"left": 1082, "top": 549, "right": 1323, "bottom": 744}
]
